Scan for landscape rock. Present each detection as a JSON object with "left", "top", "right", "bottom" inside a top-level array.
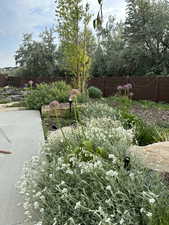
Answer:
[
  {"left": 10, "top": 94, "right": 24, "bottom": 101},
  {"left": 128, "top": 142, "right": 169, "bottom": 173}
]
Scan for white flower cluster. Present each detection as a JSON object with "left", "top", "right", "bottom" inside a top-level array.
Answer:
[
  {"left": 142, "top": 191, "right": 158, "bottom": 204},
  {"left": 84, "top": 103, "right": 117, "bottom": 120},
  {"left": 55, "top": 154, "right": 104, "bottom": 175},
  {"left": 46, "top": 117, "right": 133, "bottom": 150},
  {"left": 17, "top": 155, "right": 47, "bottom": 223},
  {"left": 47, "top": 130, "right": 64, "bottom": 144},
  {"left": 82, "top": 117, "right": 133, "bottom": 148}
]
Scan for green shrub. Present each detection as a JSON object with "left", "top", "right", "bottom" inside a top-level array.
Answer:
[
  {"left": 81, "top": 104, "right": 169, "bottom": 146},
  {"left": 119, "top": 111, "right": 141, "bottom": 129},
  {"left": 76, "top": 92, "right": 89, "bottom": 103},
  {"left": 111, "top": 96, "right": 133, "bottom": 109},
  {"left": 119, "top": 110, "right": 169, "bottom": 146},
  {"left": 18, "top": 116, "right": 169, "bottom": 225},
  {"left": 24, "top": 81, "right": 71, "bottom": 109},
  {"left": 88, "top": 86, "right": 103, "bottom": 98},
  {"left": 135, "top": 123, "right": 161, "bottom": 146}
]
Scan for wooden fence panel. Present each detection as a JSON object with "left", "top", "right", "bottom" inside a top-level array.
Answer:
[
  {"left": 88, "top": 77, "right": 106, "bottom": 95},
  {"left": 128, "top": 77, "right": 158, "bottom": 102},
  {"left": 157, "top": 77, "right": 169, "bottom": 103},
  {"left": 105, "top": 77, "right": 129, "bottom": 97}
]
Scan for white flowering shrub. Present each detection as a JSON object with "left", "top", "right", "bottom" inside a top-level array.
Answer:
[
  {"left": 80, "top": 102, "right": 118, "bottom": 121},
  {"left": 18, "top": 106, "right": 169, "bottom": 225}
]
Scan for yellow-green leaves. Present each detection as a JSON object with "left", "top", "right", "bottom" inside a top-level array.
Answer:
[{"left": 56, "top": 0, "right": 92, "bottom": 93}]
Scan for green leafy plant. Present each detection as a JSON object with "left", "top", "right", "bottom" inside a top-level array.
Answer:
[
  {"left": 76, "top": 92, "right": 89, "bottom": 103},
  {"left": 135, "top": 123, "right": 162, "bottom": 146},
  {"left": 119, "top": 110, "right": 169, "bottom": 146},
  {"left": 56, "top": 0, "right": 92, "bottom": 93},
  {"left": 88, "top": 86, "right": 103, "bottom": 98},
  {"left": 24, "top": 81, "right": 71, "bottom": 110}
]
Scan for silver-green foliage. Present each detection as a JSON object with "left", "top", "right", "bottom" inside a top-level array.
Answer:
[{"left": 18, "top": 104, "right": 169, "bottom": 225}]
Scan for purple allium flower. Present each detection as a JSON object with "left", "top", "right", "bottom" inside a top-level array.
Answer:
[
  {"left": 28, "top": 80, "right": 34, "bottom": 85},
  {"left": 124, "top": 83, "right": 132, "bottom": 89},
  {"left": 117, "top": 85, "right": 123, "bottom": 90},
  {"left": 127, "top": 83, "right": 132, "bottom": 89}
]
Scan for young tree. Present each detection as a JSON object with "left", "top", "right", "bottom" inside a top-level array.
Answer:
[{"left": 55, "top": 0, "right": 92, "bottom": 93}]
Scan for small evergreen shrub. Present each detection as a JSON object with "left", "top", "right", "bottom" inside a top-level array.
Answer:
[
  {"left": 24, "top": 81, "right": 71, "bottom": 110},
  {"left": 88, "top": 86, "right": 103, "bottom": 98}
]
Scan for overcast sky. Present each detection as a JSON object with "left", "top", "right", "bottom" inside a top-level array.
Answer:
[{"left": 0, "top": 0, "right": 126, "bottom": 67}]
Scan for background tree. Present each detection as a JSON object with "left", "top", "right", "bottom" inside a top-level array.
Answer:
[
  {"left": 55, "top": 0, "right": 92, "bottom": 92},
  {"left": 91, "top": 17, "right": 126, "bottom": 76},
  {"left": 15, "top": 29, "right": 59, "bottom": 77},
  {"left": 124, "top": 0, "right": 169, "bottom": 75},
  {"left": 92, "top": 0, "right": 169, "bottom": 76}
]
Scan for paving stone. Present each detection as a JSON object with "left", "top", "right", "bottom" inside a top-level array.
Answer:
[{"left": 0, "top": 110, "right": 44, "bottom": 225}]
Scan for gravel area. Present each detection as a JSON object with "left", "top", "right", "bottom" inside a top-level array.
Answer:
[{"left": 130, "top": 104, "right": 169, "bottom": 125}]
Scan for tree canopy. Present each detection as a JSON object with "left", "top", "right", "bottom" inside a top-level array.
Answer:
[
  {"left": 92, "top": 0, "right": 169, "bottom": 76},
  {"left": 15, "top": 29, "right": 60, "bottom": 77},
  {"left": 14, "top": 0, "right": 169, "bottom": 78}
]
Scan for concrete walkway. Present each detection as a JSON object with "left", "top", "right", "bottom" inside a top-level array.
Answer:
[{"left": 0, "top": 110, "right": 44, "bottom": 225}]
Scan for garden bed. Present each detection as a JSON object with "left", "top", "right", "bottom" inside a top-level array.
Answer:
[{"left": 2, "top": 84, "right": 169, "bottom": 225}]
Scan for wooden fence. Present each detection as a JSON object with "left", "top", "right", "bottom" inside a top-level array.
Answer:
[
  {"left": 89, "top": 76, "right": 169, "bottom": 103},
  {"left": 1, "top": 75, "right": 169, "bottom": 103}
]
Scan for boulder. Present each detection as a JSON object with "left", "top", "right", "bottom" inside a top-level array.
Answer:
[{"left": 128, "top": 142, "right": 169, "bottom": 173}]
